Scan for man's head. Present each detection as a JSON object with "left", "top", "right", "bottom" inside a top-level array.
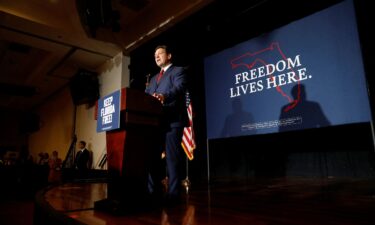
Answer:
[
  {"left": 154, "top": 45, "right": 172, "bottom": 68},
  {"left": 291, "top": 84, "right": 306, "bottom": 100},
  {"left": 78, "top": 141, "right": 86, "bottom": 149}
]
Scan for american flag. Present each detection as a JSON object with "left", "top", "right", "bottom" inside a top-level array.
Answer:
[{"left": 181, "top": 91, "right": 196, "bottom": 160}]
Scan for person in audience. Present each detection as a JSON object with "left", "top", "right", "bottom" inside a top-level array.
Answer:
[
  {"left": 74, "top": 141, "right": 90, "bottom": 170},
  {"left": 38, "top": 152, "right": 49, "bottom": 166},
  {"left": 48, "top": 150, "right": 62, "bottom": 183}
]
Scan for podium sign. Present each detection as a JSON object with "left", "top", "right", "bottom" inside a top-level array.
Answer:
[{"left": 97, "top": 90, "right": 120, "bottom": 132}]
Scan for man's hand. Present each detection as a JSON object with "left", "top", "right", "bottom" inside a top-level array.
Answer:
[{"left": 152, "top": 93, "right": 165, "bottom": 104}]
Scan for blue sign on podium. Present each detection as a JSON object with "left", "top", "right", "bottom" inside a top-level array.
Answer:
[{"left": 97, "top": 90, "right": 121, "bottom": 132}]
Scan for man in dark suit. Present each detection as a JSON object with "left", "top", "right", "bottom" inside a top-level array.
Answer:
[
  {"left": 145, "top": 45, "right": 188, "bottom": 204},
  {"left": 75, "top": 140, "right": 90, "bottom": 170}
]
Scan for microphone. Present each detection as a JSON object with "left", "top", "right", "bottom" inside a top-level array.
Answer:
[
  {"left": 145, "top": 74, "right": 151, "bottom": 87},
  {"left": 129, "top": 78, "right": 135, "bottom": 85}
]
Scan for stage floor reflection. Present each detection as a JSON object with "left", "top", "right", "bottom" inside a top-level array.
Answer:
[{"left": 41, "top": 178, "right": 375, "bottom": 225}]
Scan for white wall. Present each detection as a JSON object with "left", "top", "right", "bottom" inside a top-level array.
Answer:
[{"left": 74, "top": 52, "right": 129, "bottom": 169}]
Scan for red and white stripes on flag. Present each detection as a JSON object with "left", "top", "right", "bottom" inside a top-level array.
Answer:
[{"left": 181, "top": 91, "right": 196, "bottom": 160}]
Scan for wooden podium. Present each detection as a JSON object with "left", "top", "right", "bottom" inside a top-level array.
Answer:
[{"left": 94, "top": 88, "right": 163, "bottom": 214}]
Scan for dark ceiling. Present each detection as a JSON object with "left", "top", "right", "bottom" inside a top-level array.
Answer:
[{"left": 0, "top": 0, "right": 211, "bottom": 111}]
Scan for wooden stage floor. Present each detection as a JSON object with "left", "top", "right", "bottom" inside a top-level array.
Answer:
[{"left": 37, "top": 177, "right": 375, "bottom": 225}]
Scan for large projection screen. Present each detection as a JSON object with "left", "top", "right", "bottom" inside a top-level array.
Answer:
[{"left": 204, "top": 0, "right": 372, "bottom": 140}]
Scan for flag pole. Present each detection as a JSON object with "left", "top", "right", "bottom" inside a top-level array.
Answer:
[
  {"left": 182, "top": 155, "right": 191, "bottom": 194},
  {"left": 181, "top": 90, "right": 193, "bottom": 194},
  {"left": 206, "top": 138, "right": 210, "bottom": 184}
]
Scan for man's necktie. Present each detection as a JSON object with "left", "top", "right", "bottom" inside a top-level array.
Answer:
[{"left": 157, "top": 69, "right": 164, "bottom": 83}]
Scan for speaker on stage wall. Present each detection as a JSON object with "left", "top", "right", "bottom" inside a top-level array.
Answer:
[{"left": 69, "top": 69, "right": 100, "bottom": 105}]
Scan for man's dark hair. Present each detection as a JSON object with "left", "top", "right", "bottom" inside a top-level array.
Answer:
[
  {"left": 155, "top": 45, "right": 171, "bottom": 54},
  {"left": 79, "top": 141, "right": 86, "bottom": 147}
]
